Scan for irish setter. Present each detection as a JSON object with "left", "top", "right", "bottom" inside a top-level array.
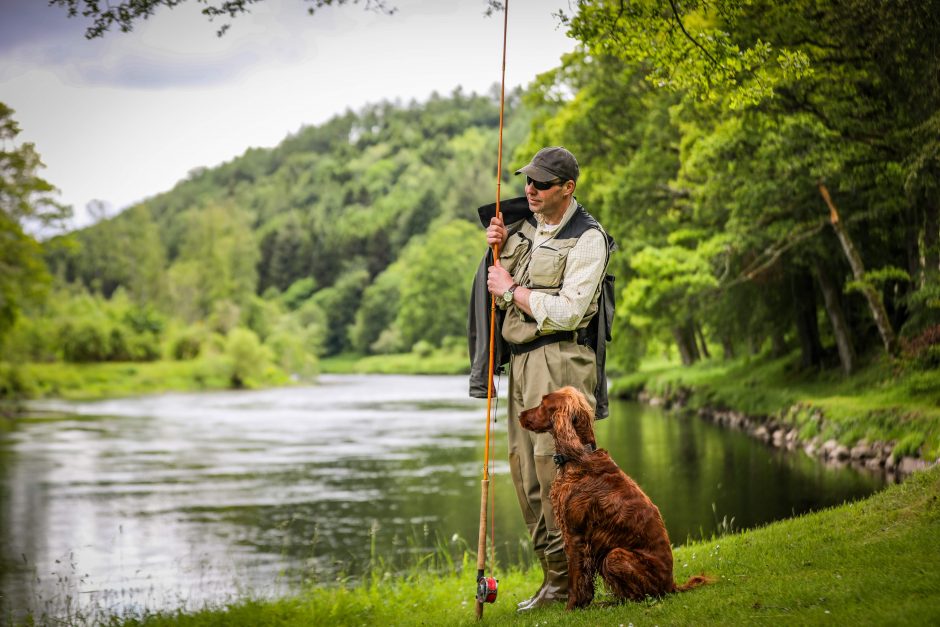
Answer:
[{"left": 519, "top": 386, "right": 710, "bottom": 610}]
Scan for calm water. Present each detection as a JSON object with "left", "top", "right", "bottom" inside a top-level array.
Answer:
[{"left": 0, "top": 374, "right": 884, "bottom": 620}]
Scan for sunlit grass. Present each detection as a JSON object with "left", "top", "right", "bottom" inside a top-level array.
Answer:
[{"left": 18, "top": 359, "right": 292, "bottom": 401}]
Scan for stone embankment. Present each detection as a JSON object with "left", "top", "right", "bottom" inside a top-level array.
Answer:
[{"left": 637, "top": 388, "right": 932, "bottom": 481}]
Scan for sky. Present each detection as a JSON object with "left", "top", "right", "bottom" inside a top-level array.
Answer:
[{"left": 0, "top": 0, "right": 577, "bottom": 230}]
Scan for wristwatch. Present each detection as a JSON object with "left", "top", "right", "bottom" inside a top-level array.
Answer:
[{"left": 502, "top": 283, "right": 519, "bottom": 304}]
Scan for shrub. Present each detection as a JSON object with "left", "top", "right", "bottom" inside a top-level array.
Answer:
[
  {"left": 0, "top": 362, "right": 37, "bottom": 401},
  {"left": 60, "top": 320, "right": 111, "bottom": 362},
  {"left": 411, "top": 340, "right": 435, "bottom": 358},
  {"left": 282, "top": 277, "right": 317, "bottom": 311},
  {"left": 171, "top": 329, "right": 203, "bottom": 360},
  {"left": 371, "top": 326, "right": 404, "bottom": 354},
  {"left": 225, "top": 327, "right": 274, "bottom": 388}
]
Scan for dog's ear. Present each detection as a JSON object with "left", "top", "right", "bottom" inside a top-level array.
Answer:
[
  {"left": 572, "top": 388, "right": 595, "bottom": 423},
  {"left": 549, "top": 388, "right": 584, "bottom": 454},
  {"left": 559, "top": 386, "right": 596, "bottom": 449}
]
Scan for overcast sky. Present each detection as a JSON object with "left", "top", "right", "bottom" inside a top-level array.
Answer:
[{"left": 0, "top": 0, "right": 577, "bottom": 229}]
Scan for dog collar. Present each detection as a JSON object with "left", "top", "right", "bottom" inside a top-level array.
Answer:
[{"left": 553, "top": 443, "right": 596, "bottom": 466}]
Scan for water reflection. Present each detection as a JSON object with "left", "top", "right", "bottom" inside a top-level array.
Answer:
[{"left": 0, "top": 375, "right": 883, "bottom": 620}]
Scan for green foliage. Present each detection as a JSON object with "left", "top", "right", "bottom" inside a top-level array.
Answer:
[
  {"left": 0, "top": 361, "right": 38, "bottom": 402},
  {"left": 265, "top": 322, "right": 319, "bottom": 380},
  {"left": 169, "top": 326, "right": 204, "bottom": 361},
  {"left": 623, "top": 245, "right": 718, "bottom": 328},
  {"left": 348, "top": 262, "right": 403, "bottom": 354},
  {"left": 521, "top": 0, "right": 940, "bottom": 371},
  {"left": 0, "top": 104, "right": 69, "bottom": 345},
  {"left": 223, "top": 327, "right": 274, "bottom": 389},
  {"left": 240, "top": 294, "right": 282, "bottom": 341},
  {"left": 394, "top": 219, "right": 481, "bottom": 349},
  {"left": 281, "top": 277, "right": 318, "bottom": 311},
  {"left": 844, "top": 265, "right": 912, "bottom": 295},
  {"left": 311, "top": 266, "right": 371, "bottom": 356}
]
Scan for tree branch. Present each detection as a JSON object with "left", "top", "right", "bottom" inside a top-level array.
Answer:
[{"left": 667, "top": 0, "right": 721, "bottom": 68}]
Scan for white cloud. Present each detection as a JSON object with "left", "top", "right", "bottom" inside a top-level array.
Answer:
[{"left": 0, "top": 0, "right": 576, "bottom": 229}]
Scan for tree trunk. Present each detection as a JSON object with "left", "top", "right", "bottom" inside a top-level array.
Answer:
[
  {"left": 818, "top": 182, "right": 898, "bottom": 355},
  {"left": 771, "top": 330, "right": 788, "bottom": 357},
  {"left": 695, "top": 321, "right": 711, "bottom": 359},
  {"left": 721, "top": 334, "right": 735, "bottom": 359},
  {"left": 748, "top": 335, "right": 760, "bottom": 355},
  {"left": 686, "top": 320, "right": 701, "bottom": 362},
  {"left": 672, "top": 321, "right": 699, "bottom": 366},
  {"left": 814, "top": 260, "right": 856, "bottom": 375},
  {"left": 791, "top": 270, "right": 824, "bottom": 369}
]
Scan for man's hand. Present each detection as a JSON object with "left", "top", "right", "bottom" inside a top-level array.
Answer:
[
  {"left": 487, "top": 264, "right": 514, "bottom": 299},
  {"left": 487, "top": 216, "right": 507, "bottom": 249}
]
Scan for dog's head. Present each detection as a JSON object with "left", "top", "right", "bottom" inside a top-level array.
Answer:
[{"left": 519, "top": 386, "right": 597, "bottom": 452}]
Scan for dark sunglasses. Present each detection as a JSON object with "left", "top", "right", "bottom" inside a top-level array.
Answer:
[{"left": 526, "top": 176, "right": 565, "bottom": 191}]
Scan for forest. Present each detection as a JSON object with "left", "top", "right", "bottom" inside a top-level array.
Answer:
[{"left": 2, "top": 0, "right": 938, "bottom": 397}]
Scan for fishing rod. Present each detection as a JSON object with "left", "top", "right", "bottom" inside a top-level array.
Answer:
[{"left": 475, "top": 0, "right": 509, "bottom": 620}]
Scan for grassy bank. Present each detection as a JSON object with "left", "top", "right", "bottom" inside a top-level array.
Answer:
[
  {"left": 612, "top": 352, "right": 940, "bottom": 462},
  {"left": 319, "top": 348, "right": 469, "bottom": 375},
  {"left": 3, "top": 359, "right": 292, "bottom": 402},
  {"left": 1, "top": 346, "right": 468, "bottom": 405},
  {"left": 40, "top": 464, "right": 938, "bottom": 626}
]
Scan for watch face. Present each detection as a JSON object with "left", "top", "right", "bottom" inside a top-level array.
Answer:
[{"left": 503, "top": 290, "right": 513, "bottom": 303}]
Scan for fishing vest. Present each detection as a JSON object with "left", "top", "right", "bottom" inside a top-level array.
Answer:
[{"left": 499, "top": 203, "right": 609, "bottom": 345}]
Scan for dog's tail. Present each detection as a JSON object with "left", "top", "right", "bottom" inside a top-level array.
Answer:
[{"left": 675, "top": 574, "right": 715, "bottom": 592}]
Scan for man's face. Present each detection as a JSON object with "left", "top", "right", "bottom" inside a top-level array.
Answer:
[{"left": 525, "top": 176, "right": 575, "bottom": 221}]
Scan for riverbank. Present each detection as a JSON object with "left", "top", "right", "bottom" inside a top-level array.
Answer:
[
  {"left": 0, "top": 346, "right": 468, "bottom": 408},
  {"left": 35, "top": 463, "right": 938, "bottom": 626},
  {"left": 0, "top": 359, "right": 291, "bottom": 404},
  {"left": 611, "top": 352, "right": 940, "bottom": 478}
]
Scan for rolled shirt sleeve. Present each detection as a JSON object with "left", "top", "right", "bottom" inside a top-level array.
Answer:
[{"left": 529, "top": 228, "right": 607, "bottom": 332}]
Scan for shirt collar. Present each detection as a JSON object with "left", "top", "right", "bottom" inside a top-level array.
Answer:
[{"left": 536, "top": 197, "right": 577, "bottom": 233}]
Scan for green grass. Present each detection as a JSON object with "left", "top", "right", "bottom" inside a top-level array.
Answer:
[
  {"left": 13, "top": 360, "right": 291, "bottom": 401},
  {"left": 49, "top": 464, "right": 940, "bottom": 626},
  {"left": 612, "top": 352, "right": 940, "bottom": 461},
  {"left": 320, "top": 349, "right": 470, "bottom": 375}
]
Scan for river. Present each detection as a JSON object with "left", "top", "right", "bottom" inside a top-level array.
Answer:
[{"left": 0, "top": 374, "right": 884, "bottom": 621}]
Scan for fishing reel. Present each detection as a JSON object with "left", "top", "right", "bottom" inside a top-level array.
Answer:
[{"left": 476, "top": 575, "right": 498, "bottom": 604}]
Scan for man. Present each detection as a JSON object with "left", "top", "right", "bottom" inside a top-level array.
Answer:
[{"left": 482, "top": 146, "right": 611, "bottom": 611}]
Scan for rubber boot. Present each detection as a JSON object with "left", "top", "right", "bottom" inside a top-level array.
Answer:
[
  {"left": 517, "top": 553, "right": 568, "bottom": 611},
  {"left": 517, "top": 550, "right": 548, "bottom": 608}
]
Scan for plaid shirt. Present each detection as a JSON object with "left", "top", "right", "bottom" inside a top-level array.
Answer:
[{"left": 528, "top": 199, "right": 607, "bottom": 332}]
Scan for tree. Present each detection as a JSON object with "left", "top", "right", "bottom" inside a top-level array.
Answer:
[
  {"left": 0, "top": 104, "right": 71, "bottom": 345},
  {"left": 168, "top": 204, "right": 259, "bottom": 320},
  {"left": 51, "top": 0, "right": 395, "bottom": 38},
  {"left": 535, "top": 0, "right": 940, "bottom": 369},
  {"left": 394, "top": 219, "right": 480, "bottom": 350}
]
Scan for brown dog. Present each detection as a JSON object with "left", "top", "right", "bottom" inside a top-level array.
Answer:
[{"left": 519, "top": 386, "right": 710, "bottom": 609}]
